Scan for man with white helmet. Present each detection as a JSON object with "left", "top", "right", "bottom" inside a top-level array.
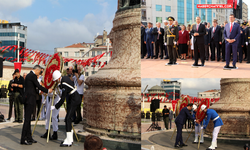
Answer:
[
  {"left": 200, "top": 104, "right": 223, "bottom": 150},
  {"left": 192, "top": 104, "right": 205, "bottom": 144},
  {"left": 51, "top": 70, "right": 82, "bottom": 147},
  {"left": 40, "top": 84, "right": 61, "bottom": 140}
]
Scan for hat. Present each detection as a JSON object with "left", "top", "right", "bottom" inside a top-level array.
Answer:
[
  {"left": 242, "top": 22, "right": 247, "bottom": 26},
  {"left": 14, "top": 69, "right": 20, "bottom": 74},
  {"left": 203, "top": 22, "right": 207, "bottom": 26},
  {"left": 201, "top": 105, "right": 207, "bottom": 111},
  {"left": 167, "top": 16, "right": 175, "bottom": 21},
  {"left": 192, "top": 105, "right": 197, "bottom": 110}
]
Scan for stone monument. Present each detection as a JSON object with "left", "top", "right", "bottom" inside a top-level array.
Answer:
[
  {"left": 83, "top": 1, "right": 141, "bottom": 139},
  {"left": 206, "top": 78, "right": 250, "bottom": 138}
]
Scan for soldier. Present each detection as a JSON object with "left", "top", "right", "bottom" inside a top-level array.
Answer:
[
  {"left": 245, "top": 20, "right": 250, "bottom": 63},
  {"left": 200, "top": 105, "right": 224, "bottom": 150},
  {"left": 192, "top": 105, "right": 205, "bottom": 144},
  {"left": 165, "top": 16, "right": 179, "bottom": 65},
  {"left": 242, "top": 22, "right": 247, "bottom": 61}
]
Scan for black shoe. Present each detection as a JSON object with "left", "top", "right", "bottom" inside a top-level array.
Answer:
[
  {"left": 50, "top": 131, "right": 58, "bottom": 140},
  {"left": 201, "top": 64, "right": 205, "bottom": 66},
  {"left": 146, "top": 57, "right": 150, "bottom": 59},
  {"left": 13, "top": 120, "right": 19, "bottom": 123},
  {"left": 206, "top": 59, "right": 209, "bottom": 61},
  {"left": 151, "top": 56, "right": 153, "bottom": 59},
  {"left": 211, "top": 59, "right": 215, "bottom": 61},
  {"left": 167, "top": 62, "right": 172, "bottom": 65},
  {"left": 74, "top": 120, "right": 80, "bottom": 124},
  {"left": 224, "top": 65, "right": 229, "bottom": 68},
  {"left": 154, "top": 57, "right": 158, "bottom": 59},
  {"left": 244, "top": 58, "right": 247, "bottom": 61},
  {"left": 193, "top": 141, "right": 198, "bottom": 144},
  {"left": 31, "top": 118, "right": 35, "bottom": 121},
  {"left": 141, "top": 57, "right": 144, "bottom": 59},
  {"left": 164, "top": 57, "right": 169, "bottom": 59},
  {"left": 239, "top": 60, "right": 242, "bottom": 63},
  {"left": 180, "top": 143, "right": 188, "bottom": 147},
  {"left": 6, "top": 118, "right": 10, "bottom": 120},
  {"left": 160, "top": 57, "right": 163, "bottom": 59},
  {"left": 173, "top": 62, "right": 177, "bottom": 65},
  {"left": 18, "top": 120, "right": 23, "bottom": 123},
  {"left": 60, "top": 143, "right": 72, "bottom": 147},
  {"left": 174, "top": 145, "right": 182, "bottom": 148},
  {"left": 192, "top": 63, "right": 198, "bottom": 66},
  {"left": 233, "top": 65, "right": 237, "bottom": 69},
  {"left": 184, "top": 59, "right": 186, "bottom": 60},
  {"left": 28, "top": 139, "right": 37, "bottom": 143},
  {"left": 222, "top": 59, "right": 225, "bottom": 62},
  {"left": 20, "top": 140, "right": 32, "bottom": 145},
  {"left": 41, "top": 130, "right": 50, "bottom": 138}
]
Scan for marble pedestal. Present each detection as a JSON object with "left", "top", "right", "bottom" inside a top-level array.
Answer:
[
  {"left": 206, "top": 78, "right": 250, "bottom": 138},
  {"left": 83, "top": 8, "right": 141, "bottom": 137}
]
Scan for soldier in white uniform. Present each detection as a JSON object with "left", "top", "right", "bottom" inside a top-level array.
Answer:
[{"left": 40, "top": 84, "right": 61, "bottom": 140}]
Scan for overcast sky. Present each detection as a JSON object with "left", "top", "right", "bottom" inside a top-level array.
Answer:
[
  {"left": 0, "top": 0, "right": 116, "bottom": 54},
  {"left": 141, "top": 78, "right": 221, "bottom": 97}
]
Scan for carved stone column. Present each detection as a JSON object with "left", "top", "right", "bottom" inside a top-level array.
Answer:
[
  {"left": 84, "top": 8, "right": 141, "bottom": 135},
  {"left": 206, "top": 78, "right": 250, "bottom": 138}
]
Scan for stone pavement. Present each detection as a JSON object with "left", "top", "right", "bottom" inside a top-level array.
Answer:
[
  {"left": 141, "top": 58, "right": 250, "bottom": 78},
  {"left": 142, "top": 129, "right": 248, "bottom": 150}
]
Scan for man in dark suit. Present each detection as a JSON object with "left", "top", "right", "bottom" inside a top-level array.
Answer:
[
  {"left": 190, "top": 16, "right": 206, "bottom": 66},
  {"left": 246, "top": 20, "right": 250, "bottom": 63},
  {"left": 221, "top": 21, "right": 227, "bottom": 62},
  {"left": 203, "top": 22, "right": 210, "bottom": 61},
  {"left": 20, "top": 65, "right": 52, "bottom": 145},
  {"left": 209, "top": 19, "right": 222, "bottom": 61},
  {"left": 174, "top": 103, "right": 196, "bottom": 148},
  {"left": 141, "top": 22, "right": 146, "bottom": 59},
  {"left": 52, "top": 70, "right": 82, "bottom": 147},
  {"left": 152, "top": 22, "right": 164, "bottom": 59},
  {"left": 144, "top": 22, "right": 154, "bottom": 59},
  {"left": 236, "top": 21, "right": 245, "bottom": 63},
  {"left": 223, "top": 14, "right": 241, "bottom": 68}
]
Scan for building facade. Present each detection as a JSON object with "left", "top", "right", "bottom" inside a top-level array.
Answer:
[
  {"left": 242, "top": 2, "right": 248, "bottom": 22},
  {"left": 197, "top": 89, "right": 221, "bottom": 99},
  {"left": 141, "top": 0, "right": 235, "bottom": 27},
  {"left": 160, "top": 80, "right": 181, "bottom": 100},
  {"left": 0, "top": 21, "right": 27, "bottom": 61}
]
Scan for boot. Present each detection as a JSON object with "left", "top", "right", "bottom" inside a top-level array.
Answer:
[
  {"left": 207, "top": 142, "right": 216, "bottom": 150},
  {"left": 60, "top": 132, "right": 72, "bottom": 147},
  {"left": 200, "top": 136, "right": 204, "bottom": 144},
  {"left": 41, "top": 130, "right": 51, "bottom": 139},
  {"left": 50, "top": 131, "right": 58, "bottom": 140},
  {"left": 193, "top": 135, "right": 198, "bottom": 144}
]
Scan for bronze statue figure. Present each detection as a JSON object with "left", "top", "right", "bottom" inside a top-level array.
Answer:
[{"left": 118, "top": 0, "right": 141, "bottom": 12}]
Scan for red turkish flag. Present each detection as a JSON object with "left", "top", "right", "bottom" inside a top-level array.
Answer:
[
  {"left": 227, "top": 0, "right": 237, "bottom": 9},
  {"left": 172, "top": 100, "right": 177, "bottom": 112}
]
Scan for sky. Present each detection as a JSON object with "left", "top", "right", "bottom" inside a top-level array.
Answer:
[
  {"left": 0, "top": 0, "right": 117, "bottom": 54},
  {"left": 141, "top": 78, "right": 221, "bottom": 97}
]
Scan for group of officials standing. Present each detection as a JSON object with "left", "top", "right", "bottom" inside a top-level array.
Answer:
[{"left": 141, "top": 14, "right": 250, "bottom": 69}]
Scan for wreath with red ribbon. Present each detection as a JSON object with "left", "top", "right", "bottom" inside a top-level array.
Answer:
[
  {"left": 43, "top": 53, "right": 63, "bottom": 89},
  {"left": 175, "top": 97, "right": 191, "bottom": 117},
  {"left": 196, "top": 98, "right": 210, "bottom": 122}
]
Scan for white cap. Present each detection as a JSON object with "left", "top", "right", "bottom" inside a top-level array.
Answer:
[
  {"left": 52, "top": 70, "right": 61, "bottom": 81},
  {"left": 193, "top": 105, "right": 197, "bottom": 110},
  {"left": 201, "top": 104, "right": 207, "bottom": 111}
]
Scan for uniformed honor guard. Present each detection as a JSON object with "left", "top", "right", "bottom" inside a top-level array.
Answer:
[
  {"left": 40, "top": 84, "right": 61, "bottom": 140},
  {"left": 246, "top": 20, "right": 250, "bottom": 63},
  {"left": 200, "top": 105, "right": 224, "bottom": 150},
  {"left": 192, "top": 105, "right": 204, "bottom": 144},
  {"left": 164, "top": 16, "right": 179, "bottom": 65},
  {"left": 52, "top": 70, "right": 82, "bottom": 147}
]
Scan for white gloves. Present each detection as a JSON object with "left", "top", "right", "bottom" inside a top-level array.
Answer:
[
  {"left": 51, "top": 106, "right": 55, "bottom": 110},
  {"left": 246, "top": 42, "right": 248, "bottom": 46},
  {"left": 42, "top": 100, "right": 46, "bottom": 105},
  {"left": 174, "top": 41, "right": 177, "bottom": 45},
  {"left": 164, "top": 43, "right": 167, "bottom": 46},
  {"left": 201, "top": 126, "right": 204, "bottom": 130}
]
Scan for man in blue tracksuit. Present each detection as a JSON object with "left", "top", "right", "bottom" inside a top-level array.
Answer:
[
  {"left": 144, "top": 22, "right": 154, "bottom": 59},
  {"left": 174, "top": 103, "right": 196, "bottom": 148},
  {"left": 200, "top": 105, "right": 223, "bottom": 150},
  {"left": 192, "top": 105, "right": 205, "bottom": 144}
]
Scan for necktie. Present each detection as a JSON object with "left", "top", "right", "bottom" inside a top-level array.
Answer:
[
  {"left": 230, "top": 23, "right": 233, "bottom": 32},
  {"left": 213, "top": 27, "right": 215, "bottom": 33},
  {"left": 197, "top": 24, "right": 199, "bottom": 31},
  {"left": 157, "top": 28, "right": 160, "bottom": 39}
]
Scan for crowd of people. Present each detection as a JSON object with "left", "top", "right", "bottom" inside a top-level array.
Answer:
[{"left": 141, "top": 14, "right": 250, "bottom": 68}]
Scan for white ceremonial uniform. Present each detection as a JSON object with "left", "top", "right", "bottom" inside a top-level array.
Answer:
[
  {"left": 45, "top": 85, "right": 61, "bottom": 131},
  {"left": 40, "top": 93, "right": 47, "bottom": 120}
]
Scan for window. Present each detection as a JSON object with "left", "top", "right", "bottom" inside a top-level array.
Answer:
[
  {"left": 85, "top": 72, "right": 89, "bottom": 76},
  {"left": 86, "top": 52, "right": 89, "bottom": 57},
  {"left": 194, "top": 0, "right": 199, "bottom": 22},
  {"left": 92, "top": 51, "right": 95, "bottom": 57},
  {"left": 64, "top": 52, "right": 68, "bottom": 57},
  {"left": 97, "top": 51, "right": 102, "bottom": 55},
  {"left": 207, "top": 0, "right": 212, "bottom": 24},
  {"left": 156, "top": 17, "right": 162, "bottom": 23},
  {"left": 213, "top": 13, "right": 215, "bottom": 17},
  {"left": 186, "top": 0, "right": 192, "bottom": 24},
  {"left": 64, "top": 62, "right": 68, "bottom": 66},
  {"left": 75, "top": 52, "right": 79, "bottom": 57},
  {"left": 177, "top": 0, "right": 184, "bottom": 25},
  {"left": 201, "top": 0, "right": 206, "bottom": 22},
  {"left": 156, "top": 5, "right": 162, "bottom": 11},
  {"left": 91, "top": 71, "right": 97, "bottom": 75},
  {"left": 165, "top": 6, "right": 171, "bottom": 12}
]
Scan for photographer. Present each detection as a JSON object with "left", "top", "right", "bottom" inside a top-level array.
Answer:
[
  {"left": 73, "top": 66, "right": 84, "bottom": 124},
  {"left": 7, "top": 73, "right": 16, "bottom": 120},
  {"left": 12, "top": 69, "right": 24, "bottom": 123}
]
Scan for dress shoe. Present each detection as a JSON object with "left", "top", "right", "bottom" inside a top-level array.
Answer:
[
  {"left": 233, "top": 65, "right": 237, "bottom": 69},
  {"left": 222, "top": 59, "right": 225, "bottom": 62},
  {"left": 193, "top": 63, "right": 198, "bottom": 66},
  {"left": 20, "top": 140, "right": 32, "bottom": 145},
  {"left": 206, "top": 59, "right": 209, "bottom": 61},
  {"left": 146, "top": 57, "right": 150, "bottom": 59},
  {"left": 28, "top": 139, "right": 37, "bottom": 143},
  {"left": 154, "top": 57, "right": 158, "bottom": 59},
  {"left": 6, "top": 118, "right": 10, "bottom": 121},
  {"left": 50, "top": 131, "right": 58, "bottom": 140},
  {"left": 167, "top": 62, "right": 172, "bottom": 65},
  {"left": 239, "top": 60, "right": 242, "bottom": 63},
  {"left": 60, "top": 143, "right": 72, "bottom": 147},
  {"left": 211, "top": 59, "right": 215, "bottom": 61},
  {"left": 164, "top": 57, "right": 169, "bottom": 59},
  {"left": 224, "top": 65, "right": 229, "bottom": 68},
  {"left": 18, "top": 120, "right": 23, "bottom": 123},
  {"left": 151, "top": 56, "right": 153, "bottom": 59},
  {"left": 201, "top": 63, "right": 205, "bottom": 66},
  {"left": 174, "top": 145, "right": 182, "bottom": 148},
  {"left": 180, "top": 143, "right": 188, "bottom": 147},
  {"left": 160, "top": 57, "right": 163, "bottom": 59},
  {"left": 41, "top": 130, "right": 50, "bottom": 138},
  {"left": 173, "top": 62, "right": 177, "bottom": 65},
  {"left": 193, "top": 141, "right": 198, "bottom": 144},
  {"left": 13, "top": 120, "right": 19, "bottom": 123}
]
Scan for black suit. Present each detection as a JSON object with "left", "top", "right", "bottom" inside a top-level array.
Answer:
[
  {"left": 175, "top": 107, "right": 194, "bottom": 146},
  {"left": 221, "top": 27, "right": 226, "bottom": 61},
  {"left": 55, "top": 76, "right": 81, "bottom": 132},
  {"left": 152, "top": 27, "right": 164, "bottom": 58},
  {"left": 209, "top": 26, "right": 222, "bottom": 61},
  {"left": 21, "top": 71, "right": 48, "bottom": 142},
  {"left": 190, "top": 23, "right": 206, "bottom": 65},
  {"left": 141, "top": 26, "right": 146, "bottom": 58}
]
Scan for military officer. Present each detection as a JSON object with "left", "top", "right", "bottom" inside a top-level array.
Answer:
[
  {"left": 245, "top": 20, "right": 250, "bottom": 63},
  {"left": 40, "top": 84, "right": 61, "bottom": 140},
  {"left": 192, "top": 105, "right": 205, "bottom": 144},
  {"left": 164, "top": 16, "right": 179, "bottom": 65},
  {"left": 200, "top": 105, "right": 224, "bottom": 150}
]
